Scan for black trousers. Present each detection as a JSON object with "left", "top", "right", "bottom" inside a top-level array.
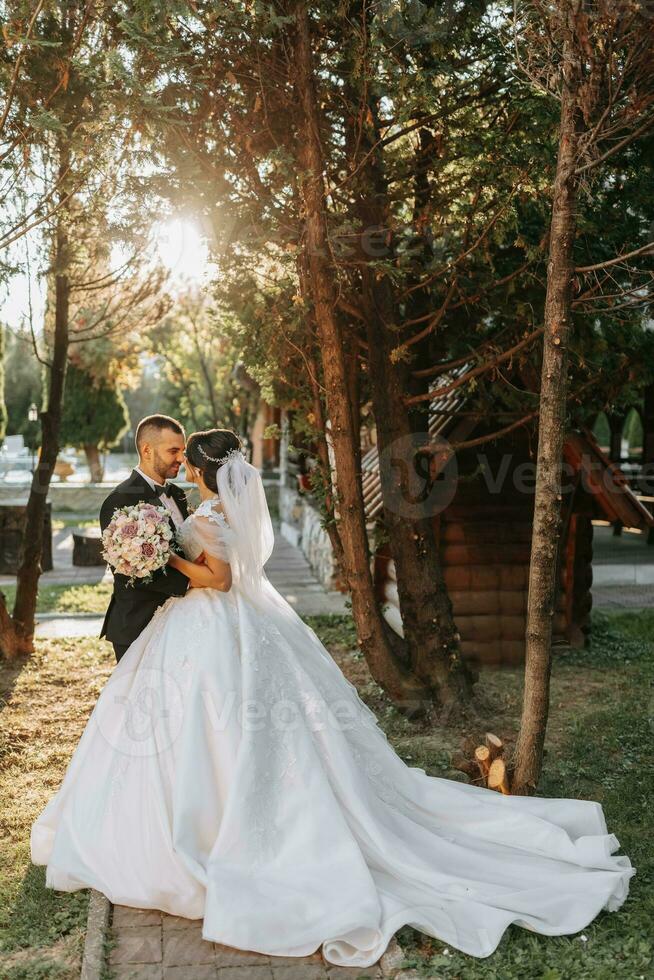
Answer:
[{"left": 113, "top": 643, "right": 130, "bottom": 663}]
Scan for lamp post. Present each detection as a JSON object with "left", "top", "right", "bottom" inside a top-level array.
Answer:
[{"left": 28, "top": 403, "right": 38, "bottom": 473}]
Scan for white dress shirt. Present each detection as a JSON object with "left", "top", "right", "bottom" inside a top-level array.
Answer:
[{"left": 135, "top": 467, "right": 185, "bottom": 529}]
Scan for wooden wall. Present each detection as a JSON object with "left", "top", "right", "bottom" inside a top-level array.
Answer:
[{"left": 373, "top": 438, "right": 592, "bottom": 666}]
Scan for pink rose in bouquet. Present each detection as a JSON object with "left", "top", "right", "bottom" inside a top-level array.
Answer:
[{"left": 101, "top": 501, "right": 176, "bottom": 585}]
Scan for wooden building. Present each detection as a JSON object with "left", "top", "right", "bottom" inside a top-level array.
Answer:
[{"left": 364, "top": 393, "right": 653, "bottom": 667}]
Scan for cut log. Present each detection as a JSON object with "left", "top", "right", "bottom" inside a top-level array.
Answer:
[
  {"left": 453, "top": 612, "right": 567, "bottom": 642},
  {"left": 474, "top": 745, "right": 491, "bottom": 779},
  {"left": 488, "top": 757, "right": 510, "bottom": 795},
  {"left": 444, "top": 565, "right": 530, "bottom": 591},
  {"left": 485, "top": 733, "right": 503, "bottom": 761},
  {"left": 447, "top": 589, "right": 566, "bottom": 616},
  {"left": 459, "top": 639, "right": 526, "bottom": 666},
  {"left": 443, "top": 543, "right": 532, "bottom": 566},
  {"left": 443, "top": 504, "right": 534, "bottom": 522}
]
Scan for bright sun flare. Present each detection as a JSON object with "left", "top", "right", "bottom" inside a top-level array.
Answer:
[{"left": 155, "top": 218, "right": 210, "bottom": 283}]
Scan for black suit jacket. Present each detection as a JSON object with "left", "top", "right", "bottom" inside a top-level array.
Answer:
[{"left": 99, "top": 470, "right": 190, "bottom": 648}]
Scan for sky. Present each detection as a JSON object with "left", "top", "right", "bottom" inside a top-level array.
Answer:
[
  {"left": 0, "top": 231, "right": 45, "bottom": 332},
  {"left": 0, "top": 218, "right": 212, "bottom": 334}
]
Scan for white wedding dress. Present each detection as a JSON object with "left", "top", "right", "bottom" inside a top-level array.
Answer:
[{"left": 31, "top": 454, "right": 634, "bottom": 967}]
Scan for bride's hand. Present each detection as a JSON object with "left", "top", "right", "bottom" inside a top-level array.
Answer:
[
  {"left": 167, "top": 549, "right": 231, "bottom": 592},
  {"left": 168, "top": 552, "right": 206, "bottom": 570}
]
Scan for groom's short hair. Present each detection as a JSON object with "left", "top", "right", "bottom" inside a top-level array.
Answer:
[{"left": 135, "top": 414, "right": 185, "bottom": 453}]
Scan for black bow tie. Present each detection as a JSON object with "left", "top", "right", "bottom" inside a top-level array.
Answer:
[{"left": 152, "top": 482, "right": 172, "bottom": 498}]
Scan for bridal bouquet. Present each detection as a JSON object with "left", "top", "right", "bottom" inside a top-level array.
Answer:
[{"left": 101, "top": 501, "right": 176, "bottom": 585}]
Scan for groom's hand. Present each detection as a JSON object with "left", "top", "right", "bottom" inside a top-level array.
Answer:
[{"left": 193, "top": 552, "right": 208, "bottom": 566}]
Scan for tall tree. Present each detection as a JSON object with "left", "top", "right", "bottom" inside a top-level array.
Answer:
[
  {"left": 511, "top": 0, "right": 654, "bottom": 793},
  {"left": 291, "top": 2, "right": 431, "bottom": 708},
  {"left": 111, "top": 0, "right": 654, "bottom": 716},
  {"left": 0, "top": 0, "right": 166, "bottom": 656}
]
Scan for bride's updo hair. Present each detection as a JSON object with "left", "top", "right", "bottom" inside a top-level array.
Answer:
[{"left": 185, "top": 428, "right": 242, "bottom": 493}]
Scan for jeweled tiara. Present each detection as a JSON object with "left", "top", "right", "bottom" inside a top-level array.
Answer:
[{"left": 197, "top": 444, "right": 245, "bottom": 466}]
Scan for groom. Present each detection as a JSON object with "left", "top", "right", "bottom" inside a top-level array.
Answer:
[{"left": 100, "top": 414, "right": 190, "bottom": 663}]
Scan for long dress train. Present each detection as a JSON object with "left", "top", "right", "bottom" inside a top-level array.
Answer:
[{"left": 31, "top": 493, "right": 634, "bottom": 967}]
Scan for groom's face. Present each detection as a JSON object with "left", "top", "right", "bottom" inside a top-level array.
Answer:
[{"left": 146, "top": 430, "right": 186, "bottom": 482}]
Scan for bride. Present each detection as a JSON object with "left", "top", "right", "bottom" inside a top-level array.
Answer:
[{"left": 31, "top": 427, "right": 634, "bottom": 967}]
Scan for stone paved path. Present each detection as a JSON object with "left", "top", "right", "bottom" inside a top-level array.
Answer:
[{"left": 107, "top": 906, "right": 394, "bottom": 979}]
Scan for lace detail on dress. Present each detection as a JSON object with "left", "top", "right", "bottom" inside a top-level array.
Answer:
[
  {"left": 239, "top": 611, "right": 300, "bottom": 865},
  {"left": 177, "top": 497, "right": 232, "bottom": 562},
  {"left": 108, "top": 755, "right": 131, "bottom": 812},
  {"left": 347, "top": 738, "right": 421, "bottom": 815},
  {"left": 193, "top": 497, "right": 229, "bottom": 527}
]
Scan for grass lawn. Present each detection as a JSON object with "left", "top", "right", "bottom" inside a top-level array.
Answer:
[
  {"left": 51, "top": 519, "right": 99, "bottom": 531},
  {"left": 0, "top": 582, "right": 112, "bottom": 616},
  {"left": 0, "top": 636, "right": 114, "bottom": 979},
  {"left": 0, "top": 610, "right": 652, "bottom": 979}
]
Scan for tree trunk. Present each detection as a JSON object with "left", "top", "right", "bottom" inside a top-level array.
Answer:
[
  {"left": 349, "top": 90, "right": 473, "bottom": 709},
  {"left": 84, "top": 444, "right": 104, "bottom": 482},
  {"left": 292, "top": 3, "right": 431, "bottom": 710},
  {"left": 0, "top": 592, "right": 30, "bottom": 659},
  {"left": 296, "top": 246, "right": 346, "bottom": 573},
  {"left": 361, "top": 268, "right": 473, "bottom": 707},
  {"left": 512, "top": 48, "right": 580, "bottom": 794},
  {"left": 296, "top": 244, "right": 350, "bottom": 582},
  {"left": 13, "top": 208, "right": 70, "bottom": 643}
]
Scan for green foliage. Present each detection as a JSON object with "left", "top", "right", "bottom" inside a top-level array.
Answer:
[
  {"left": 593, "top": 411, "right": 611, "bottom": 449},
  {"left": 116, "top": 0, "right": 653, "bottom": 471},
  {"left": 2, "top": 330, "right": 42, "bottom": 449},
  {"left": 623, "top": 408, "right": 644, "bottom": 460},
  {"left": 144, "top": 290, "right": 250, "bottom": 436},
  {"left": 59, "top": 365, "right": 129, "bottom": 452},
  {"left": 303, "top": 614, "right": 358, "bottom": 652}
]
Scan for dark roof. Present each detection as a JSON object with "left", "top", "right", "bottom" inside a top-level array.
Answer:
[{"left": 565, "top": 430, "right": 654, "bottom": 531}]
